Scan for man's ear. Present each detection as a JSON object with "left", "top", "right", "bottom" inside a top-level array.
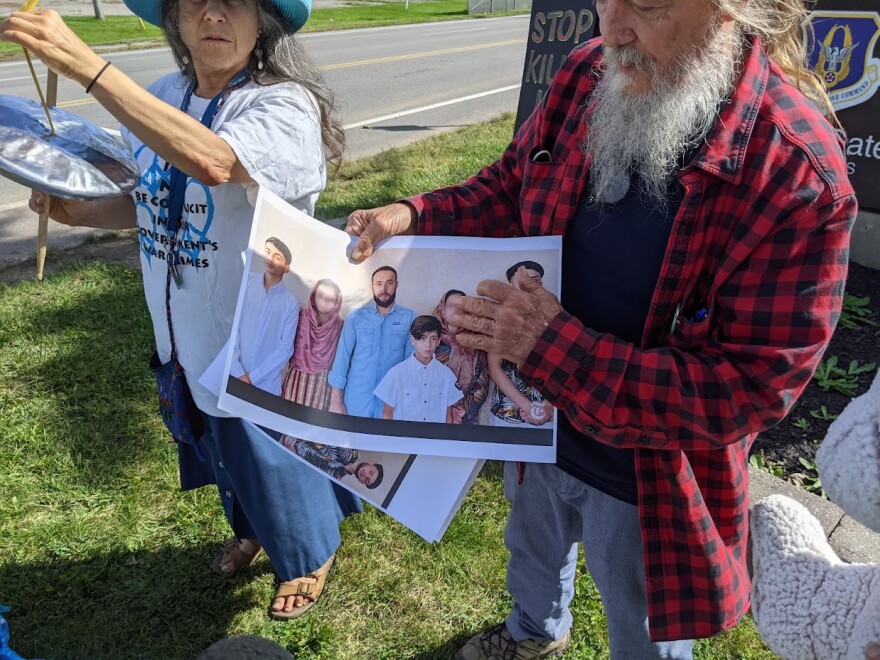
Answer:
[{"left": 716, "top": 0, "right": 742, "bottom": 25}]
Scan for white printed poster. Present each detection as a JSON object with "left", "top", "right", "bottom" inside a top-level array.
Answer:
[
  {"left": 257, "top": 425, "right": 484, "bottom": 543},
  {"left": 201, "top": 188, "right": 562, "bottom": 541}
]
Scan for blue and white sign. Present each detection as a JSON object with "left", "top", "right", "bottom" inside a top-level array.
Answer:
[{"left": 804, "top": 11, "right": 880, "bottom": 110}]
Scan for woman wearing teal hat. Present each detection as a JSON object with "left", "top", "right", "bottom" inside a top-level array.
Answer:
[{"left": 1, "top": 0, "right": 358, "bottom": 620}]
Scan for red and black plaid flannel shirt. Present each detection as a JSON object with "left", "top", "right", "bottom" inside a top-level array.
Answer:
[{"left": 409, "top": 38, "right": 857, "bottom": 641}]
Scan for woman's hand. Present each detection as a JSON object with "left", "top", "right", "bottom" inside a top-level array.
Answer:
[
  {"left": 29, "top": 188, "right": 137, "bottom": 230},
  {"left": 0, "top": 9, "right": 105, "bottom": 85},
  {"left": 29, "top": 189, "right": 87, "bottom": 225},
  {"left": 518, "top": 405, "right": 537, "bottom": 425},
  {"left": 528, "top": 401, "right": 553, "bottom": 426},
  {"left": 450, "top": 404, "right": 466, "bottom": 425}
]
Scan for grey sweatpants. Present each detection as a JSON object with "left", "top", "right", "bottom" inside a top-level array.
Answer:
[{"left": 502, "top": 461, "right": 694, "bottom": 660}]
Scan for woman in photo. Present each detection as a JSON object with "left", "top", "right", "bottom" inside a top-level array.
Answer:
[
  {"left": 282, "top": 279, "right": 344, "bottom": 409},
  {"left": 433, "top": 289, "right": 489, "bottom": 425},
  {"left": 5, "top": 0, "right": 359, "bottom": 620}
]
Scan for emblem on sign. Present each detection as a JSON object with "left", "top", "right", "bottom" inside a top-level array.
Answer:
[{"left": 803, "top": 11, "right": 880, "bottom": 111}]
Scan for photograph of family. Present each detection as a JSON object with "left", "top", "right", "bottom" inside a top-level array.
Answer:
[{"left": 215, "top": 189, "right": 562, "bottom": 462}]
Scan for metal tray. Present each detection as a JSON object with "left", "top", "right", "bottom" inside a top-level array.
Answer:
[{"left": 0, "top": 94, "right": 139, "bottom": 200}]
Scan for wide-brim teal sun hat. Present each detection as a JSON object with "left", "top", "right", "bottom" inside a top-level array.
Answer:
[{"left": 122, "top": 0, "right": 312, "bottom": 33}]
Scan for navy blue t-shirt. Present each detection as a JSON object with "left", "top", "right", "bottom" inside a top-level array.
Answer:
[{"left": 558, "top": 175, "right": 682, "bottom": 504}]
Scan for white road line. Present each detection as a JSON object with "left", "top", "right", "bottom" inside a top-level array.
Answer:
[
  {"left": 0, "top": 46, "right": 170, "bottom": 69},
  {"left": 3, "top": 74, "right": 48, "bottom": 82},
  {"left": 422, "top": 27, "right": 488, "bottom": 35},
  {"left": 342, "top": 83, "right": 520, "bottom": 130},
  {"left": 0, "top": 47, "right": 174, "bottom": 81}
]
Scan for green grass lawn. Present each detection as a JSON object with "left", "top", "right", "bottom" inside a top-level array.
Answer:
[
  {"left": 0, "top": 0, "right": 525, "bottom": 58},
  {"left": 0, "top": 115, "right": 778, "bottom": 659},
  {"left": 0, "top": 16, "right": 165, "bottom": 57}
]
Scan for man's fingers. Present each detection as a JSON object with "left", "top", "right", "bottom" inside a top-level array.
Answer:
[
  {"left": 447, "top": 307, "right": 498, "bottom": 336},
  {"left": 345, "top": 210, "right": 369, "bottom": 236},
  {"left": 346, "top": 210, "right": 379, "bottom": 262},
  {"left": 449, "top": 293, "right": 502, "bottom": 319},
  {"left": 346, "top": 203, "right": 417, "bottom": 262},
  {"left": 350, "top": 227, "right": 377, "bottom": 263},
  {"left": 475, "top": 279, "right": 516, "bottom": 302},
  {"left": 455, "top": 332, "right": 495, "bottom": 352},
  {"left": 517, "top": 274, "right": 543, "bottom": 294}
]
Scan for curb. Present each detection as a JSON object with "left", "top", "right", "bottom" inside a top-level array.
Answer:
[{"left": 749, "top": 465, "right": 880, "bottom": 564}]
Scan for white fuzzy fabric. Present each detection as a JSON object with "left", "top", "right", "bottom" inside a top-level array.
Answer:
[
  {"left": 817, "top": 370, "right": 880, "bottom": 533},
  {"left": 751, "top": 495, "right": 880, "bottom": 660}
]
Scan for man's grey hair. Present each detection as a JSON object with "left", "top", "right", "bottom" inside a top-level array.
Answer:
[{"left": 711, "top": 0, "right": 836, "bottom": 121}]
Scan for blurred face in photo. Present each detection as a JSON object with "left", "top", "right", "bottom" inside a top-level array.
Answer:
[
  {"left": 314, "top": 282, "right": 339, "bottom": 317},
  {"left": 372, "top": 269, "right": 398, "bottom": 308},
  {"left": 442, "top": 292, "right": 464, "bottom": 333}
]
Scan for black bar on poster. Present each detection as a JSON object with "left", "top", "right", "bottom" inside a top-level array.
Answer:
[{"left": 226, "top": 377, "right": 554, "bottom": 446}]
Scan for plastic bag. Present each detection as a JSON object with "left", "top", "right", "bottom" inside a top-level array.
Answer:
[{"left": 0, "top": 605, "right": 26, "bottom": 660}]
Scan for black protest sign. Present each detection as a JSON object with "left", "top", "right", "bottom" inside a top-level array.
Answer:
[
  {"left": 514, "top": 0, "right": 599, "bottom": 132},
  {"left": 804, "top": 1, "right": 880, "bottom": 211}
]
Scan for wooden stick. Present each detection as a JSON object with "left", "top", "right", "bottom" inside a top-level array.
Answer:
[
  {"left": 36, "top": 69, "right": 58, "bottom": 281},
  {"left": 36, "top": 209, "right": 49, "bottom": 281},
  {"left": 23, "top": 48, "right": 55, "bottom": 135}
]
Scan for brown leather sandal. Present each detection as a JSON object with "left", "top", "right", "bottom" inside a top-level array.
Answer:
[
  {"left": 269, "top": 555, "right": 335, "bottom": 620},
  {"left": 211, "top": 538, "right": 262, "bottom": 575}
]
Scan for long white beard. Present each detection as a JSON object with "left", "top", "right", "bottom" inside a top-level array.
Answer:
[{"left": 583, "top": 23, "right": 741, "bottom": 207}]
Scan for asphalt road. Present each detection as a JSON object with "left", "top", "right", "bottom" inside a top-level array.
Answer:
[{"left": 0, "top": 15, "right": 528, "bottom": 268}]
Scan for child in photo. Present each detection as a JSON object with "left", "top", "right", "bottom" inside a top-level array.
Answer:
[
  {"left": 489, "top": 261, "right": 553, "bottom": 427},
  {"left": 374, "top": 316, "right": 462, "bottom": 423}
]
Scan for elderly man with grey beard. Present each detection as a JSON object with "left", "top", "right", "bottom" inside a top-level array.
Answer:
[{"left": 344, "top": 0, "right": 857, "bottom": 656}]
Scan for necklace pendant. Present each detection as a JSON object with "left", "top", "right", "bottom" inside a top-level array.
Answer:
[{"left": 170, "top": 262, "right": 183, "bottom": 289}]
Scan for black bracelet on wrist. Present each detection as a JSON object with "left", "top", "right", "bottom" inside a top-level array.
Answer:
[{"left": 85, "top": 61, "right": 112, "bottom": 94}]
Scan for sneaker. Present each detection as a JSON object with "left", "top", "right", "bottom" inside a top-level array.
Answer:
[{"left": 455, "top": 623, "right": 572, "bottom": 660}]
